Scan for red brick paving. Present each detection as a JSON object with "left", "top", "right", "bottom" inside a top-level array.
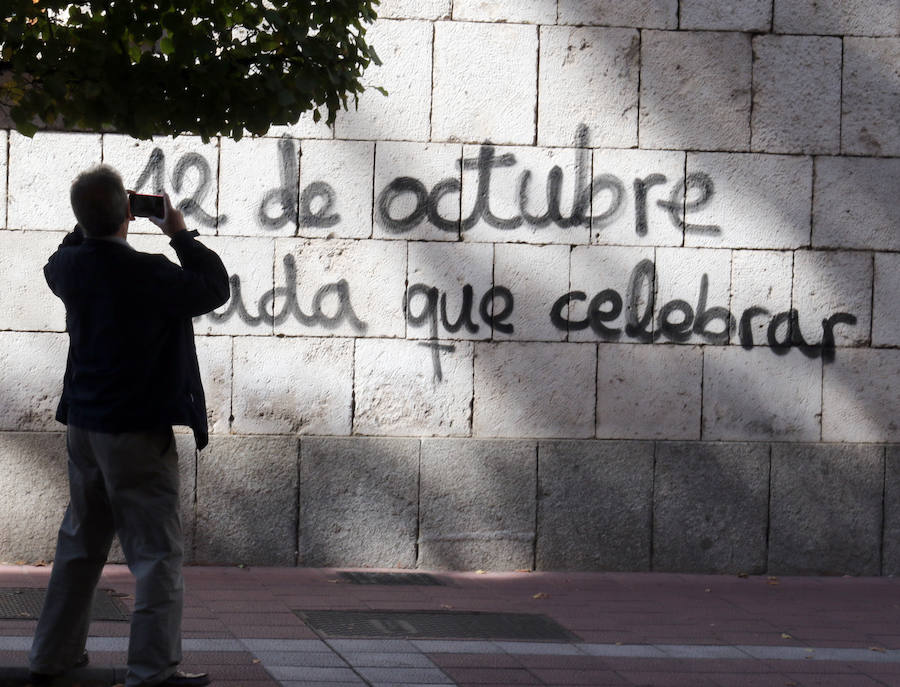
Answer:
[{"left": 0, "top": 565, "right": 896, "bottom": 686}]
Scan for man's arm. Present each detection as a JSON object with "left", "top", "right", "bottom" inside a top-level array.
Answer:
[
  {"left": 150, "top": 195, "right": 230, "bottom": 317},
  {"left": 44, "top": 225, "right": 84, "bottom": 295}
]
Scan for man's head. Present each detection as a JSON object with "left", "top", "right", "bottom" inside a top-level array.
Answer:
[{"left": 70, "top": 165, "right": 130, "bottom": 238}]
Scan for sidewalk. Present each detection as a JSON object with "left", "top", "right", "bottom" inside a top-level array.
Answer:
[{"left": 0, "top": 565, "right": 898, "bottom": 687}]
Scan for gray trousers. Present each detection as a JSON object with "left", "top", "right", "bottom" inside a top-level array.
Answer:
[{"left": 29, "top": 424, "right": 184, "bottom": 687}]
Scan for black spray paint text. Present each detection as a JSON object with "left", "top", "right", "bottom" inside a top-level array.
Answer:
[
  {"left": 206, "top": 257, "right": 857, "bottom": 379},
  {"left": 132, "top": 125, "right": 718, "bottom": 239}
]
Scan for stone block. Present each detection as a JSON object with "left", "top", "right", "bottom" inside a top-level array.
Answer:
[
  {"left": 729, "top": 250, "right": 793, "bottom": 347},
  {"left": 231, "top": 337, "right": 353, "bottom": 435},
  {"left": 407, "top": 242, "right": 493, "bottom": 340},
  {"left": 432, "top": 22, "right": 537, "bottom": 145},
  {"left": 591, "top": 148, "right": 685, "bottom": 247},
  {"left": 812, "top": 157, "right": 900, "bottom": 251},
  {"left": 774, "top": 0, "right": 900, "bottom": 36},
  {"left": 195, "top": 435, "right": 298, "bottom": 565},
  {"left": 654, "top": 248, "right": 732, "bottom": 345},
  {"left": 568, "top": 245, "right": 655, "bottom": 343},
  {"left": 769, "top": 444, "right": 883, "bottom": 576},
  {"left": 0, "top": 130, "right": 6, "bottom": 227},
  {"left": 190, "top": 236, "right": 276, "bottom": 336},
  {"left": 654, "top": 442, "right": 769, "bottom": 574},
  {"left": 792, "top": 250, "right": 872, "bottom": 347},
  {"left": 175, "top": 433, "right": 198, "bottom": 564},
  {"left": 299, "top": 437, "right": 419, "bottom": 567},
  {"left": 373, "top": 141, "right": 463, "bottom": 241},
  {"left": 473, "top": 342, "right": 596, "bottom": 438},
  {"left": 684, "top": 153, "right": 813, "bottom": 249},
  {"left": 453, "top": 0, "right": 555, "bottom": 23},
  {"left": 873, "top": 253, "right": 900, "bottom": 346},
  {"left": 377, "top": 0, "right": 450, "bottom": 19},
  {"left": 298, "top": 139, "right": 374, "bottom": 239},
  {"left": 0, "top": 432, "right": 68, "bottom": 562},
  {"left": 419, "top": 438, "right": 536, "bottom": 570},
  {"left": 0, "top": 332, "right": 67, "bottom": 431},
  {"left": 460, "top": 144, "right": 591, "bottom": 245},
  {"left": 218, "top": 136, "right": 298, "bottom": 237},
  {"left": 751, "top": 36, "right": 841, "bottom": 154},
  {"left": 537, "top": 440, "right": 653, "bottom": 571},
  {"left": 596, "top": 344, "right": 702, "bottom": 440},
  {"left": 822, "top": 349, "right": 900, "bottom": 442},
  {"left": 842, "top": 38, "right": 900, "bottom": 157},
  {"left": 194, "top": 336, "right": 232, "bottom": 435},
  {"left": 335, "top": 20, "right": 432, "bottom": 141},
  {"left": 639, "top": 31, "right": 751, "bottom": 151},
  {"left": 493, "top": 244, "right": 569, "bottom": 342},
  {"left": 702, "top": 347, "right": 821, "bottom": 441},
  {"left": 886, "top": 446, "right": 900, "bottom": 576},
  {"left": 8, "top": 132, "right": 101, "bottom": 231},
  {"left": 102, "top": 134, "right": 220, "bottom": 235},
  {"left": 354, "top": 339, "right": 473, "bottom": 436},
  {"left": 558, "top": 0, "right": 677, "bottom": 28},
  {"left": 680, "top": 0, "right": 771, "bottom": 30},
  {"left": 266, "top": 111, "right": 334, "bottom": 140},
  {"left": 538, "top": 27, "right": 640, "bottom": 148},
  {"left": 273, "top": 238, "right": 406, "bottom": 338},
  {"left": 0, "top": 231, "right": 66, "bottom": 331}
]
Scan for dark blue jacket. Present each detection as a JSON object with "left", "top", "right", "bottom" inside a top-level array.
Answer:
[{"left": 44, "top": 227, "right": 229, "bottom": 450}]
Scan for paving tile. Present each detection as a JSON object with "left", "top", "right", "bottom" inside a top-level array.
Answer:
[
  {"left": 327, "top": 639, "right": 422, "bottom": 654},
  {"left": 439, "top": 666, "right": 541, "bottom": 684},
  {"left": 252, "top": 651, "right": 349, "bottom": 667},
  {"left": 412, "top": 639, "right": 503, "bottom": 654},
  {"left": 528, "top": 668, "right": 629, "bottom": 685},
  {"left": 341, "top": 652, "right": 438, "bottom": 668},
  {"left": 428, "top": 653, "right": 523, "bottom": 668},
  {"left": 266, "top": 665, "right": 362, "bottom": 682},
  {"left": 241, "top": 639, "right": 332, "bottom": 652},
  {"left": 354, "top": 667, "right": 454, "bottom": 684},
  {"left": 578, "top": 644, "right": 668, "bottom": 658},
  {"left": 494, "top": 642, "right": 583, "bottom": 655},
  {"left": 656, "top": 644, "right": 752, "bottom": 659}
]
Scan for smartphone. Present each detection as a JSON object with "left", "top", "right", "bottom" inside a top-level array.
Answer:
[{"left": 129, "top": 192, "right": 165, "bottom": 219}]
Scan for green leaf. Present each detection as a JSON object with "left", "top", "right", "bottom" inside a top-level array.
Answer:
[{"left": 160, "top": 35, "right": 175, "bottom": 55}]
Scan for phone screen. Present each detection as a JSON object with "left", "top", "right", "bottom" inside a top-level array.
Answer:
[{"left": 129, "top": 193, "right": 165, "bottom": 218}]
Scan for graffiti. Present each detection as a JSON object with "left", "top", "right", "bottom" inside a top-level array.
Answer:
[
  {"left": 404, "top": 284, "right": 515, "bottom": 380},
  {"left": 204, "top": 255, "right": 857, "bottom": 380},
  {"left": 377, "top": 124, "right": 719, "bottom": 237},
  {"left": 208, "top": 254, "right": 367, "bottom": 332},
  {"left": 550, "top": 259, "right": 857, "bottom": 362},
  {"left": 132, "top": 124, "right": 718, "bottom": 239},
  {"left": 133, "top": 148, "right": 224, "bottom": 227}
]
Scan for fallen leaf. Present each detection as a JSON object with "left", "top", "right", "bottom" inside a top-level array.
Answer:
[
  {"left": 781, "top": 633, "right": 793, "bottom": 639},
  {"left": 475, "top": 570, "right": 486, "bottom": 575},
  {"left": 737, "top": 572, "right": 748, "bottom": 579},
  {"left": 251, "top": 658, "right": 261, "bottom": 664},
  {"left": 869, "top": 646, "right": 887, "bottom": 653},
  {"left": 532, "top": 592, "right": 549, "bottom": 599},
  {"left": 515, "top": 569, "right": 532, "bottom": 573}
]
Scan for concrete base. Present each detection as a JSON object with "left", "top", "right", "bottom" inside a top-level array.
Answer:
[{"left": 1, "top": 433, "right": 896, "bottom": 575}]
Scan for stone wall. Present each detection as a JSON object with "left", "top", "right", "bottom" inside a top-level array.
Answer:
[{"left": 1, "top": 0, "right": 898, "bottom": 574}]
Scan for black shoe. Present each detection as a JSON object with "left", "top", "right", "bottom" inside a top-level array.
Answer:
[
  {"left": 29, "top": 652, "right": 90, "bottom": 684},
  {"left": 158, "top": 671, "right": 211, "bottom": 687}
]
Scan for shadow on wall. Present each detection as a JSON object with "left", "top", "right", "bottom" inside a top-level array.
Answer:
[{"left": 2, "top": 0, "right": 897, "bottom": 574}]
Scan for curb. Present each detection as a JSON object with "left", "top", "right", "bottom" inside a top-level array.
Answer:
[{"left": 0, "top": 666, "right": 125, "bottom": 686}]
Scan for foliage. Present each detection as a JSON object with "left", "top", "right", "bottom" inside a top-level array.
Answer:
[{"left": 0, "top": 0, "right": 381, "bottom": 140}]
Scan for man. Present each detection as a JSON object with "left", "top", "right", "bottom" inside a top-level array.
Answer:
[{"left": 29, "top": 165, "right": 229, "bottom": 687}]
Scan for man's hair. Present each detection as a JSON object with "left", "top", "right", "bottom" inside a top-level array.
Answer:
[{"left": 70, "top": 165, "right": 129, "bottom": 237}]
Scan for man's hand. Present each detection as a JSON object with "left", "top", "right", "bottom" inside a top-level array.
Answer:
[{"left": 149, "top": 193, "right": 187, "bottom": 238}]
